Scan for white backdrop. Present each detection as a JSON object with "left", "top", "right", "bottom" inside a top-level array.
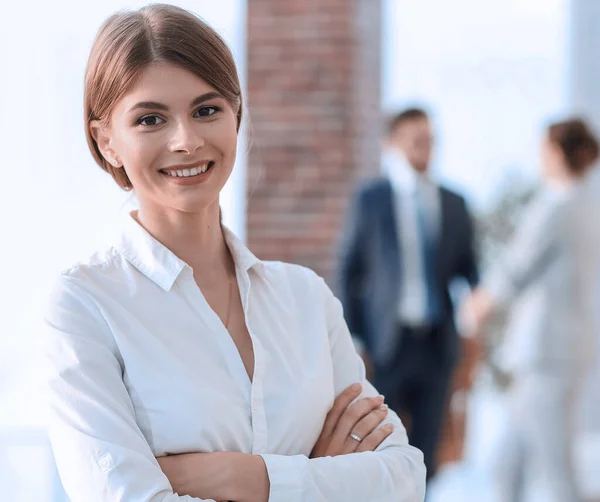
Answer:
[
  {"left": 0, "top": 2, "right": 245, "bottom": 500},
  {"left": 382, "top": 0, "right": 569, "bottom": 211}
]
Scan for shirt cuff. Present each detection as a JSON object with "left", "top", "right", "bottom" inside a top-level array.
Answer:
[
  {"left": 258, "top": 453, "right": 307, "bottom": 502},
  {"left": 351, "top": 335, "right": 366, "bottom": 355}
]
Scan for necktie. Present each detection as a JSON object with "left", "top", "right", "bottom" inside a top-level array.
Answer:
[{"left": 415, "top": 183, "right": 442, "bottom": 322}]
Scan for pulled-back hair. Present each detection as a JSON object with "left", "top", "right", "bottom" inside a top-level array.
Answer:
[{"left": 547, "top": 118, "right": 599, "bottom": 176}]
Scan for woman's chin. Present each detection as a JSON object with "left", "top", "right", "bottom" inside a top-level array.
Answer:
[{"left": 167, "top": 195, "right": 222, "bottom": 215}]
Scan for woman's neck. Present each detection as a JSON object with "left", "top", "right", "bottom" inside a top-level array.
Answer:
[
  {"left": 135, "top": 200, "right": 233, "bottom": 283},
  {"left": 546, "top": 172, "right": 576, "bottom": 192}
]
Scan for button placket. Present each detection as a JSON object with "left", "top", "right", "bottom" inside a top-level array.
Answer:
[
  {"left": 243, "top": 274, "right": 268, "bottom": 453},
  {"left": 249, "top": 337, "right": 268, "bottom": 453}
]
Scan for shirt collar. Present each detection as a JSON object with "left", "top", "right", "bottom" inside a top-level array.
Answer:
[
  {"left": 223, "top": 226, "right": 264, "bottom": 278},
  {"left": 382, "top": 148, "right": 428, "bottom": 194},
  {"left": 115, "top": 211, "right": 263, "bottom": 292}
]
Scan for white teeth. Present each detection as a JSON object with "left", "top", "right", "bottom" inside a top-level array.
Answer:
[{"left": 163, "top": 164, "right": 210, "bottom": 177}]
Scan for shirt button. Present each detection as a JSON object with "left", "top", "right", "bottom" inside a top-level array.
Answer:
[{"left": 98, "top": 455, "right": 112, "bottom": 471}]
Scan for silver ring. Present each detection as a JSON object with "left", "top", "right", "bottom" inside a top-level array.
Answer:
[{"left": 349, "top": 433, "right": 362, "bottom": 442}]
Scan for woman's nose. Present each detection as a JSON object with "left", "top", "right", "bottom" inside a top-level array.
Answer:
[{"left": 168, "top": 121, "right": 205, "bottom": 154}]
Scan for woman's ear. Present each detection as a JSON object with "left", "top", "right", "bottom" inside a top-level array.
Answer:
[{"left": 90, "top": 120, "right": 122, "bottom": 167}]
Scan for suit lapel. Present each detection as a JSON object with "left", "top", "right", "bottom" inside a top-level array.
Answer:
[
  {"left": 380, "top": 180, "right": 401, "bottom": 267},
  {"left": 437, "top": 188, "right": 451, "bottom": 274}
]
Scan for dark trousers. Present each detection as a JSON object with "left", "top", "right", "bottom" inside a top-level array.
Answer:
[{"left": 375, "top": 324, "right": 453, "bottom": 481}]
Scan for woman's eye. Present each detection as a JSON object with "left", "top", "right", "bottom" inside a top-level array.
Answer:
[
  {"left": 137, "top": 115, "right": 165, "bottom": 126},
  {"left": 194, "top": 106, "right": 220, "bottom": 118}
]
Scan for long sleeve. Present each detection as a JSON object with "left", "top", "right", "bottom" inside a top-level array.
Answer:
[
  {"left": 337, "top": 187, "right": 368, "bottom": 343},
  {"left": 484, "top": 191, "right": 566, "bottom": 308},
  {"left": 259, "top": 277, "right": 426, "bottom": 502},
  {"left": 42, "top": 276, "right": 209, "bottom": 502}
]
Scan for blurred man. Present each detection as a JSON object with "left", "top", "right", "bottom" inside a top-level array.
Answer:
[{"left": 338, "top": 108, "right": 479, "bottom": 481}]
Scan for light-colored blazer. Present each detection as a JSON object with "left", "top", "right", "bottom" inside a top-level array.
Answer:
[{"left": 487, "top": 173, "right": 600, "bottom": 374}]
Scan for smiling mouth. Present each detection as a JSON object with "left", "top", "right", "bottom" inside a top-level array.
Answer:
[{"left": 160, "top": 161, "right": 215, "bottom": 178}]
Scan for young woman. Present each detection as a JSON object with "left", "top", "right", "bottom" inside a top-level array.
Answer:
[
  {"left": 42, "top": 4, "right": 425, "bottom": 501},
  {"left": 465, "top": 118, "right": 600, "bottom": 502}
]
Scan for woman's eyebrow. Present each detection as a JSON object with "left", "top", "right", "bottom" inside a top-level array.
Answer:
[{"left": 127, "top": 92, "right": 223, "bottom": 114}]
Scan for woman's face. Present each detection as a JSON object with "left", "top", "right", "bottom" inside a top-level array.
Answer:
[{"left": 93, "top": 62, "right": 238, "bottom": 214}]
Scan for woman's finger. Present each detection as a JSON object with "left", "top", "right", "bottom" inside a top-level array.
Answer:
[
  {"left": 356, "top": 423, "right": 394, "bottom": 453},
  {"left": 320, "top": 383, "right": 362, "bottom": 438},
  {"left": 329, "top": 395, "right": 384, "bottom": 451},
  {"left": 344, "top": 405, "right": 389, "bottom": 453}
]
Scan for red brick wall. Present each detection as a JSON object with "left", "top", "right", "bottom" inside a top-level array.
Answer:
[{"left": 246, "top": 0, "right": 382, "bottom": 282}]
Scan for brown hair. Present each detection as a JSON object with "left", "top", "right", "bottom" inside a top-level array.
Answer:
[
  {"left": 547, "top": 118, "right": 599, "bottom": 176},
  {"left": 387, "top": 107, "right": 429, "bottom": 136},
  {"left": 84, "top": 4, "right": 243, "bottom": 190}
]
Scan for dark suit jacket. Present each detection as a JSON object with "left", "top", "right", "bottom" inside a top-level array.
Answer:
[{"left": 338, "top": 178, "right": 479, "bottom": 368}]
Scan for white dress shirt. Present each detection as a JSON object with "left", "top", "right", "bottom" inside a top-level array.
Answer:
[
  {"left": 42, "top": 211, "right": 425, "bottom": 502},
  {"left": 382, "top": 149, "right": 441, "bottom": 326}
]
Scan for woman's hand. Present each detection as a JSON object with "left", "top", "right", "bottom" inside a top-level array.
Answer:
[{"left": 311, "top": 383, "right": 393, "bottom": 458}]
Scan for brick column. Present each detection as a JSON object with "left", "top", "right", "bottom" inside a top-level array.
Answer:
[{"left": 246, "top": 0, "right": 382, "bottom": 281}]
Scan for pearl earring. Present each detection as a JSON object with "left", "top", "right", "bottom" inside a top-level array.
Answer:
[{"left": 112, "top": 160, "right": 119, "bottom": 166}]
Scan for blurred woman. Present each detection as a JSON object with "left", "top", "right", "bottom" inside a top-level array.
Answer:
[{"left": 465, "top": 119, "right": 600, "bottom": 502}]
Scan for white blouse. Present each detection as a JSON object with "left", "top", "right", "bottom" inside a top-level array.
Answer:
[{"left": 42, "top": 212, "right": 425, "bottom": 502}]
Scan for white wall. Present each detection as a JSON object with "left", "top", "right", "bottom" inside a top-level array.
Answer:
[
  {"left": 382, "top": 0, "right": 569, "bottom": 210},
  {"left": 568, "top": 0, "right": 600, "bottom": 131},
  {"left": 0, "top": 2, "right": 245, "bottom": 500}
]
